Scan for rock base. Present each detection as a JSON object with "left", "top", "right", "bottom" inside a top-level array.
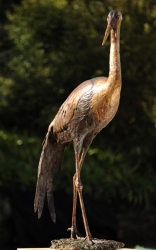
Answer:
[{"left": 50, "top": 238, "right": 125, "bottom": 250}]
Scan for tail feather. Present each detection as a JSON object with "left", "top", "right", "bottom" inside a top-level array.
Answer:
[{"left": 34, "top": 127, "right": 65, "bottom": 222}]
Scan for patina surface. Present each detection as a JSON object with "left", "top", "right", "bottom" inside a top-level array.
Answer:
[{"left": 34, "top": 10, "right": 123, "bottom": 241}]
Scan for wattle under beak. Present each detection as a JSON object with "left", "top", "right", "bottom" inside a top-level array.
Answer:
[{"left": 102, "top": 24, "right": 111, "bottom": 46}]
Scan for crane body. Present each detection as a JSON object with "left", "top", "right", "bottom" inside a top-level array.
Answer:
[
  {"left": 52, "top": 76, "right": 121, "bottom": 142},
  {"left": 34, "top": 10, "right": 123, "bottom": 241}
]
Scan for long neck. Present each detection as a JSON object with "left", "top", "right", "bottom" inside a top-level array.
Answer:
[{"left": 108, "top": 26, "right": 121, "bottom": 85}]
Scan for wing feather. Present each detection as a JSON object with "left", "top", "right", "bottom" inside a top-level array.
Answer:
[{"left": 34, "top": 127, "right": 65, "bottom": 222}]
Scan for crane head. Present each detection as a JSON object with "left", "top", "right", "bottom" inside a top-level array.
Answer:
[{"left": 102, "top": 10, "right": 122, "bottom": 46}]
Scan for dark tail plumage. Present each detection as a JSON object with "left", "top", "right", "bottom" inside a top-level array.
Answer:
[{"left": 34, "top": 127, "right": 65, "bottom": 222}]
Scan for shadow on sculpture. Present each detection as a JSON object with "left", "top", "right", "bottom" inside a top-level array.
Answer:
[{"left": 34, "top": 9, "right": 125, "bottom": 250}]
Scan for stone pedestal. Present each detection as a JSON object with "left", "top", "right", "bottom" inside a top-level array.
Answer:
[{"left": 50, "top": 238, "right": 124, "bottom": 250}]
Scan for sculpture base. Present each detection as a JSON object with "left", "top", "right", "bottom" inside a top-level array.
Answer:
[{"left": 50, "top": 238, "right": 125, "bottom": 250}]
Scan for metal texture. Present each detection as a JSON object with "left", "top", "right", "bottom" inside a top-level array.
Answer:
[{"left": 34, "top": 10, "right": 123, "bottom": 241}]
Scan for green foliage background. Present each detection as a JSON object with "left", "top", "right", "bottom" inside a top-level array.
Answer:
[{"left": 0, "top": 0, "right": 156, "bottom": 207}]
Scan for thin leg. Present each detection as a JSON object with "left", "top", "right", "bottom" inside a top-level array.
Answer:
[
  {"left": 68, "top": 148, "right": 88, "bottom": 238},
  {"left": 72, "top": 174, "right": 77, "bottom": 232},
  {"left": 69, "top": 135, "right": 94, "bottom": 241},
  {"left": 74, "top": 148, "right": 93, "bottom": 240},
  {"left": 77, "top": 186, "right": 93, "bottom": 240},
  {"left": 79, "top": 148, "right": 88, "bottom": 171},
  {"left": 68, "top": 174, "right": 81, "bottom": 238}
]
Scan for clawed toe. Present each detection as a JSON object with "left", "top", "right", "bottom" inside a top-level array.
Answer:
[
  {"left": 67, "top": 226, "right": 82, "bottom": 239},
  {"left": 85, "top": 236, "right": 94, "bottom": 244}
]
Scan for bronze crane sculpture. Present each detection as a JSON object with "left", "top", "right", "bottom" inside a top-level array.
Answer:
[{"left": 34, "top": 10, "right": 123, "bottom": 241}]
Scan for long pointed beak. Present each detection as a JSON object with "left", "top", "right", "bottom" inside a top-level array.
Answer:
[{"left": 102, "top": 24, "right": 111, "bottom": 46}]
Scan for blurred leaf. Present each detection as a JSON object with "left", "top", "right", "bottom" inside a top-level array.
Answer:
[{"left": 0, "top": 0, "right": 156, "bottom": 206}]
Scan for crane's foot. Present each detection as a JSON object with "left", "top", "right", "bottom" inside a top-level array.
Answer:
[
  {"left": 85, "top": 235, "right": 94, "bottom": 244},
  {"left": 67, "top": 226, "right": 82, "bottom": 239}
]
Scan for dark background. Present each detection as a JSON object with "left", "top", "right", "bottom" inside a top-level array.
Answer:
[{"left": 0, "top": 0, "right": 156, "bottom": 249}]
